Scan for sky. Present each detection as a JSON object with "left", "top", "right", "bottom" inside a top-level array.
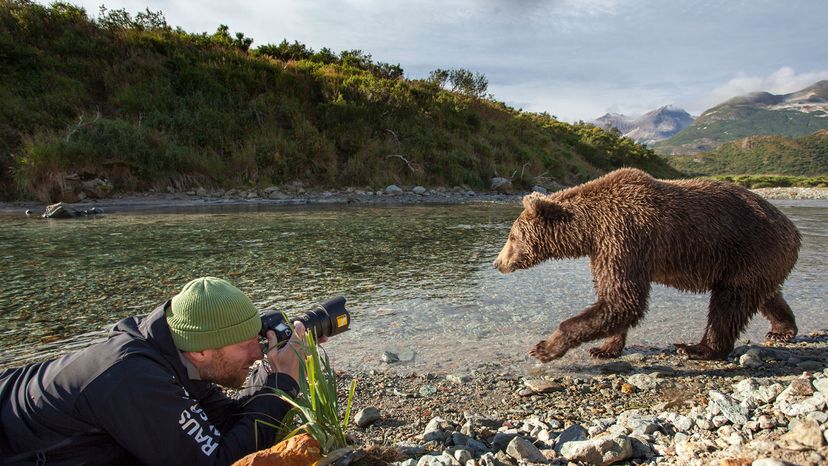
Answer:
[{"left": 58, "top": 0, "right": 828, "bottom": 122}]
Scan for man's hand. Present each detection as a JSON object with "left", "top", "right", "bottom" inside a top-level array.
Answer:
[{"left": 264, "top": 322, "right": 328, "bottom": 383}]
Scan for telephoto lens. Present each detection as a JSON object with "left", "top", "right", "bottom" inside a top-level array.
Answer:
[{"left": 259, "top": 296, "right": 350, "bottom": 346}]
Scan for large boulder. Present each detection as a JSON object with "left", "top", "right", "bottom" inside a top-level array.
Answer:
[{"left": 490, "top": 177, "right": 512, "bottom": 193}]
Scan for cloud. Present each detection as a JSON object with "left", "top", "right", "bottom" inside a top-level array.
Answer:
[
  {"left": 692, "top": 67, "right": 828, "bottom": 111},
  {"left": 490, "top": 80, "right": 678, "bottom": 123}
]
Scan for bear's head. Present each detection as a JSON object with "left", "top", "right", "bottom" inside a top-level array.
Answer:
[{"left": 493, "top": 192, "right": 576, "bottom": 273}]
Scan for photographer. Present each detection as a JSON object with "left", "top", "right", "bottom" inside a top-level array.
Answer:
[{"left": 0, "top": 277, "right": 320, "bottom": 465}]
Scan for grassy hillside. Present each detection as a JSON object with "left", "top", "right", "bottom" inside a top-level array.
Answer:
[
  {"left": 668, "top": 129, "right": 828, "bottom": 177},
  {"left": 0, "top": 1, "right": 679, "bottom": 202},
  {"left": 654, "top": 108, "right": 828, "bottom": 156}
]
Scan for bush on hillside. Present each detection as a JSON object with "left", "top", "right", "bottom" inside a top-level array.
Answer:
[{"left": 0, "top": 0, "right": 679, "bottom": 201}]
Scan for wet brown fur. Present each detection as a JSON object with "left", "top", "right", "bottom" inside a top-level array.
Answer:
[{"left": 493, "top": 168, "right": 801, "bottom": 361}]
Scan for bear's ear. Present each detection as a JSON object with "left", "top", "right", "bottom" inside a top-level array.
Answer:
[{"left": 523, "top": 193, "right": 567, "bottom": 220}]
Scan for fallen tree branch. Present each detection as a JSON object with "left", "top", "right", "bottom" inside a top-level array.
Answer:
[{"left": 386, "top": 154, "right": 422, "bottom": 174}]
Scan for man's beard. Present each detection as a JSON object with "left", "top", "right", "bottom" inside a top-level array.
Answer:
[{"left": 199, "top": 350, "right": 248, "bottom": 389}]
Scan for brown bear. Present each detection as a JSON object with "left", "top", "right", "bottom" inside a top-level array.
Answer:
[{"left": 493, "top": 168, "right": 801, "bottom": 361}]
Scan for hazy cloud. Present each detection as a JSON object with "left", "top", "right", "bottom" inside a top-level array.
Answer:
[{"left": 693, "top": 67, "right": 828, "bottom": 111}]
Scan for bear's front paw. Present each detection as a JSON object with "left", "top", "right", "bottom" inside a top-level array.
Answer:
[
  {"left": 765, "top": 329, "right": 796, "bottom": 342},
  {"left": 589, "top": 346, "right": 622, "bottom": 359},
  {"left": 529, "top": 340, "right": 563, "bottom": 363},
  {"left": 674, "top": 343, "right": 727, "bottom": 360}
]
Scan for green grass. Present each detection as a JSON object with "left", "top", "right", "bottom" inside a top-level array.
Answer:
[
  {"left": 668, "top": 130, "right": 828, "bottom": 178},
  {"left": 0, "top": 1, "right": 680, "bottom": 201},
  {"left": 250, "top": 325, "right": 356, "bottom": 454},
  {"left": 709, "top": 174, "right": 828, "bottom": 189}
]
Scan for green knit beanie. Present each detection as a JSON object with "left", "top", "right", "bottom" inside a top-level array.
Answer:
[{"left": 166, "top": 277, "right": 261, "bottom": 351}]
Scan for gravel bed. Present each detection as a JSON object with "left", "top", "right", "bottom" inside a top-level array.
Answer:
[{"left": 340, "top": 331, "right": 828, "bottom": 465}]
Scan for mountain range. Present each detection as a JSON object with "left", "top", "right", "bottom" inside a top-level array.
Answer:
[
  {"left": 594, "top": 106, "right": 695, "bottom": 146},
  {"left": 594, "top": 81, "right": 828, "bottom": 157},
  {"left": 653, "top": 80, "right": 828, "bottom": 155}
]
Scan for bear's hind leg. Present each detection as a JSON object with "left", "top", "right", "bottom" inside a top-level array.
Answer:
[
  {"left": 676, "top": 286, "right": 758, "bottom": 360},
  {"left": 759, "top": 291, "right": 797, "bottom": 342},
  {"left": 589, "top": 332, "right": 627, "bottom": 359}
]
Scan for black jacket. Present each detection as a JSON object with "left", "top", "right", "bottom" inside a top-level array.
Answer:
[{"left": 0, "top": 302, "right": 298, "bottom": 465}]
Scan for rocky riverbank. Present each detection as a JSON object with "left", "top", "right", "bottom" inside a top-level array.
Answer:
[
  {"left": 750, "top": 188, "right": 828, "bottom": 201},
  {"left": 2, "top": 185, "right": 827, "bottom": 216},
  {"left": 340, "top": 331, "right": 828, "bottom": 465}
]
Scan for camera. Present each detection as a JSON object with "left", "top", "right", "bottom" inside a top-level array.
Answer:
[{"left": 260, "top": 296, "right": 351, "bottom": 346}]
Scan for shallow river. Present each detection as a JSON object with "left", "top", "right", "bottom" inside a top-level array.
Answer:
[{"left": 1, "top": 200, "right": 825, "bottom": 374}]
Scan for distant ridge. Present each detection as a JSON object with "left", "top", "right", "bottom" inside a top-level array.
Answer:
[
  {"left": 654, "top": 80, "right": 828, "bottom": 155},
  {"left": 594, "top": 106, "right": 694, "bottom": 145}
]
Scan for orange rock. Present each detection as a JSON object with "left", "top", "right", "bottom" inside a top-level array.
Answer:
[
  {"left": 233, "top": 433, "right": 322, "bottom": 466},
  {"left": 620, "top": 383, "right": 636, "bottom": 394},
  {"left": 719, "top": 458, "right": 752, "bottom": 466}
]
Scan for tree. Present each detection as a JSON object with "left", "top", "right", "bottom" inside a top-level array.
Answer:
[
  {"left": 210, "top": 24, "right": 252, "bottom": 52},
  {"left": 428, "top": 69, "right": 450, "bottom": 88},
  {"left": 256, "top": 39, "right": 313, "bottom": 61},
  {"left": 427, "top": 68, "right": 488, "bottom": 98}
]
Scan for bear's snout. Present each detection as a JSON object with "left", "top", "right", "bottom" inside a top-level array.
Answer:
[{"left": 493, "top": 250, "right": 513, "bottom": 274}]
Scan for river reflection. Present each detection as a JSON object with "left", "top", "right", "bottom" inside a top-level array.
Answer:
[{"left": 1, "top": 201, "right": 825, "bottom": 374}]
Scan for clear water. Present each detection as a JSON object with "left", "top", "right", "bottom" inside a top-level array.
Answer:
[{"left": 1, "top": 201, "right": 825, "bottom": 374}]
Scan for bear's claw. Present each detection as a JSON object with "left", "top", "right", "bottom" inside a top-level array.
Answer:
[
  {"left": 765, "top": 330, "right": 795, "bottom": 342},
  {"left": 588, "top": 347, "right": 622, "bottom": 359},
  {"left": 674, "top": 343, "right": 728, "bottom": 360}
]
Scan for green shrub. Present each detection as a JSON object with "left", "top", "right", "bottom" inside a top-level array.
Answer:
[{"left": 1, "top": 0, "right": 680, "bottom": 200}]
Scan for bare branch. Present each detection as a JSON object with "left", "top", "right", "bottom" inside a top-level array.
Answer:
[
  {"left": 65, "top": 110, "right": 101, "bottom": 142},
  {"left": 511, "top": 162, "right": 530, "bottom": 180},
  {"left": 65, "top": 113, "right": 85, "bottom": 143},
  {"left": 386, "top": 154, "right": 422, "bottom": 174},
  {"left": 384, "top": 129, "right": 401, "bottom": 145},
  {"left": 520, "top": 162, "right": 530, "bottom": 178}
]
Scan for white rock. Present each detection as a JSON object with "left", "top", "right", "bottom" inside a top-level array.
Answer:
[
  {"left": 752, "top": 459, "right": 793, "bottom": 466},
  {"left": 756, "top": 383, "right": 784, "bottom": 404},
  {"left": 452, "top": 448, "right": 472, "bottom": 465},
  {"left": 709, "top": 390, "right": 748, "bottom": 426},
  {"left": 778, "top": 391, "right": 826, "bottom": 416},
  {"left": 783, "top": 418, "right": 825, "bottom": 450},
  {"left": 813, "top": 377, "right": 828, "bottom": 394},
  {"left": 758, "top": 415, "right": 776, "bottom": 430},
  {"left": 416, "top": 452, "right": 459, "bottom": 466},
  {"left": 506, "top": 436, "right": 547, "bottom": 464},
  {"left": 627, "top": 374, "right": 659, "bottom": 391},
  {"left": 740, "top": 353, "right": 764, "bottom": 368},
  {"left": 559, "top": 436, "right": 632, "bottom": 466}
]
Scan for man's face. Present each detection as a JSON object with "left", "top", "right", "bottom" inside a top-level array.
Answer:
[{"left": 198, "top": 337, "right": 263, "bottom": 388}]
